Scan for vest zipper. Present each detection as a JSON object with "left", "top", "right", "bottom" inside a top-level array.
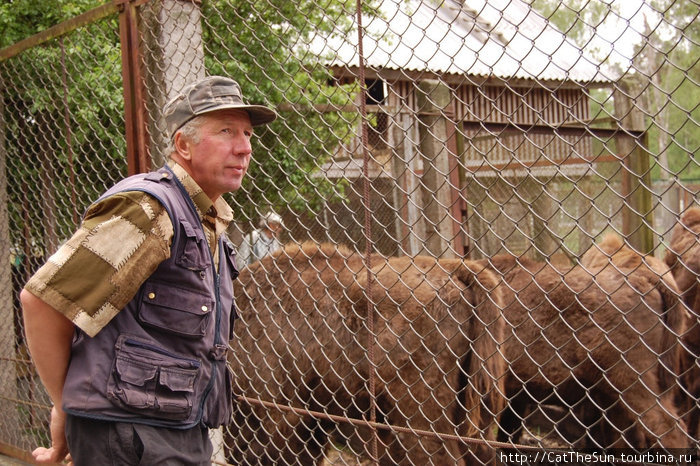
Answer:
[{"left": 169, "top": 166, "right": 226, "bottom": 426}]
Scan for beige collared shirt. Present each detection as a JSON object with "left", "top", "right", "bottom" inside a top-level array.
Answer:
[{"left": 24, "top": 161, "right": 234, "bottom": 337}]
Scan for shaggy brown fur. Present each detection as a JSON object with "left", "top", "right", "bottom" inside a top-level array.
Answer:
[
  {"left": 578, "top": 234, "right": 691, "bottom": 446},
  {"left": 664, "top": 207, "right": 700, "bottom": 438},
  {"left": 582, "top": 234, "right": 689, "bottom": 384},
  {"left": 225, "top": 242, "right": 507, "bottom": 465},
  {"left": 476, "top": 237, "right": 690, "bottom": 449}
]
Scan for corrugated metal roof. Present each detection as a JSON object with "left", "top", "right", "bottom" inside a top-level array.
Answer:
[{"left": 313, "top": 0, "right": 614, "bottom": 83}]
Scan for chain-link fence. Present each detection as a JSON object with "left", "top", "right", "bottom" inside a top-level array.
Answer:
[{"left": 1, "top": 0, "right": 698, "bottom": 464}]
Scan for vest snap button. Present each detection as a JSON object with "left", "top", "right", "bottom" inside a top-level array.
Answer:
[
  {"left": 148, "top": 292, "right": 156, "bottom": 299},
  {"left": 201, "top": 305, "right": 208, "bottom": 312}
]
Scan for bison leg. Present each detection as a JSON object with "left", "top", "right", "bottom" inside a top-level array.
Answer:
[
  {"left": 496, "top": 393, "right": 527, "bottom": 443},
  {"left": 602, "top": 373, "right": 689, "bottom": 449},
  {"left": 270, "top": 411, "right": 329, "bottom": 465}
]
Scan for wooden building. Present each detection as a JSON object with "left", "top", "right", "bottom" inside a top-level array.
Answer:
[{"left": 315, "top": 0, "right": 614, "bottom": 258}]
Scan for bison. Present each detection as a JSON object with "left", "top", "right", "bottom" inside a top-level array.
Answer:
[
  {"left": 579, "top": 234, "right": 690, "bottom": 446},
  {"left": 476, "top": 235, "right": 689, "bottom": 449},
  {"left": 225, "top": 242, "right": 507, "bottom": 465},
  {"left": 664, "top": 206, "right": 700, "bottom": 439}
]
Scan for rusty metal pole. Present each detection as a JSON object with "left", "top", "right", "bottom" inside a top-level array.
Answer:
[
  {"left": 0, "top": 72, "right": 22, "bottom": 453},
  {"left": 354, "top": 0, "right": 379, "bottom": 463},
  {"left": 118, "top": 0, "right": 151, "bottom": 175}
]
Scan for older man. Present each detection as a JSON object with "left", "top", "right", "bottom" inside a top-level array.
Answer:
[
  {"left": 236, "top": 211, "right": 284, "bottom": 268},
  {"left": 20, "top": 76, "right": 275, "bottom": 466}
]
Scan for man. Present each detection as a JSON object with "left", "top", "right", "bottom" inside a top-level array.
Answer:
[
  {"left": 236, "top": 211, "right": 284, "bottom": 268},
  {"left": 20, "top": 76, "right": 276, "bottom": 465}
]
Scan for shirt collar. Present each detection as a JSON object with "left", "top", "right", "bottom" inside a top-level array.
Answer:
[{"left": 167, "top": 160, "right": 234, "bottom": 226}]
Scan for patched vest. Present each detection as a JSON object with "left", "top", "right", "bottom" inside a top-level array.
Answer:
[{"left": 62, "top": 165, "right": 238, "bottom": 429}]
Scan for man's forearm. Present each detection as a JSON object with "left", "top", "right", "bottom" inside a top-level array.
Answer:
[{"left": 20, "top": 290, "right": 74, "bottom": 409}]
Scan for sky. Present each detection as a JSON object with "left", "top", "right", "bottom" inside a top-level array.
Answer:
[{"left": 583, "top": 0, "right": 661, "bottom": 66}]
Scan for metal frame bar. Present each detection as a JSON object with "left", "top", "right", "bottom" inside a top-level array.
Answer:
[{"left": 118, "top": 0, "right": 150, "bottom": 175}]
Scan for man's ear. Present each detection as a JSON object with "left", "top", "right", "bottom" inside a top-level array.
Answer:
[{"left": 174, "top": 132, "right": 192, "bottom": 160}]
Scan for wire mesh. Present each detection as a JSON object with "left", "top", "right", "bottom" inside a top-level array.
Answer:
[{"left": 0, "top": 0, "right": 698, "bottom": 464}]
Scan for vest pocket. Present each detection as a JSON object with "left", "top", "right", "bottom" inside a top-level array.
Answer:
[
  {"left": 204, "top": 364, "right": 233, "bottom": 427},
  {"left": 175, "top": 220, "right": 210, "bottom": 271},
  {"left": 139, "top": 281, "right": 214, "bottom": 338},
  {"left": 108, "top": 335, "right": 200, "bottom": 421}
]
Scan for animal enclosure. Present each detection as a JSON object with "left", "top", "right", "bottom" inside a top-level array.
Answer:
[{"left": 0, "top": 0, "right": 698, "bottom": 464}]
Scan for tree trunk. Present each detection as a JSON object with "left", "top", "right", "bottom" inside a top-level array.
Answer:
[{"left": 139, "top": 0, "right": 206, "bottom": 166}]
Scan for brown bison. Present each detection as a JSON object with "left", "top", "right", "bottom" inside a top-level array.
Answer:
[
  {"left": 579, "top": 234, "right": 691, "bottom": 446},
  {"left": 476, "top": 235, "right": 689, "bottom": 449},
  {"left": 664, "top": 206, "right": 700, "bottom": 439},
  {"left": 225, "top": 242, "right": 507, "bottom": 465}
]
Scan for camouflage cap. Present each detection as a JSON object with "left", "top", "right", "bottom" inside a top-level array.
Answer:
[{"left": 164, "top": 75, "right": 277, "bottom": 139}]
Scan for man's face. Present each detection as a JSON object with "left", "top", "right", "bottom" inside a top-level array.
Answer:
[{"left": 181, "top": 108, "right": 253, "bottom": 201}]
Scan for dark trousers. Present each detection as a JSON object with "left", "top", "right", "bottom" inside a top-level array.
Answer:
[{"left": 65, "top": 414, "right": 213, "bottom": 466}]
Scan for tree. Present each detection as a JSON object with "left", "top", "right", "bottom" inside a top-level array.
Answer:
[
  {"left": 201, "top": 0, "right": 381, "bottom": 229},
  {"left": 529, "top": 0, "right": 699, "bottom": 183},
  {"left": 1, "top": 0, "right": 383, "bottom": 244},
  {"left": 636, "top": 0, "right": 700, "bottom": 181},
  {"left": 1, "top": 0, "right": 125, "bottom": 254}
]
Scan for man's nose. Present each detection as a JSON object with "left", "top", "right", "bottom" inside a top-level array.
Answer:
[{"left": 233, "top": 136, "right": 252, "bottom": 155}]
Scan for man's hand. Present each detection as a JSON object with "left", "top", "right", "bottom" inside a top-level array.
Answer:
[{"left": 32, "top": 406, "right": 71, "bottom": 464}]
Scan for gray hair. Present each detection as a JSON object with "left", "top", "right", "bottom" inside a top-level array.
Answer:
[
  {"left": 259, "top": 211, "right": 284, "bottom": 228},
  {"left": 165, "top": 115, "right": 207, "bottom": 156}
]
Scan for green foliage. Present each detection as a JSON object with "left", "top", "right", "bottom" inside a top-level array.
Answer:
[
  {"left": 202, "top": 0, "right": 377, "bottom": 223},
  {"left": 530, "top": 0, "right": 699, "bottom": 182},
  {"left": 644, "top": 0, "right": 700, "bottom": 181},
  {"left": 1, "top": 0, "right": 380, "bottom": 244},
  {"left": 528, "top": 0, "right": 609, "bottom": 43},
  {"left": 1, "top": 1, "right": 125, "bottom": 248},
  {"left": 0, "top": 0, "right": 102, "bottom": 47}
]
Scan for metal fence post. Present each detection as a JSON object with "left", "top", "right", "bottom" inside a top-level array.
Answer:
[
  {"left": 119, "top": 0, "right": 150, "bottom": 175},
  {"left": 0, "top": 74, "right": 22, "bottom": 453}
]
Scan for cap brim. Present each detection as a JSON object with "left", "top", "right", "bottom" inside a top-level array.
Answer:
[{"left": 195, "top": 103, "right": 277, "bottom": 126}]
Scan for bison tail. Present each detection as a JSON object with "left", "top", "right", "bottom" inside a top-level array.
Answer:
[
  {"left": 657, "top": 275, "right": 690, "bottom": 395},
  {"left": 451, "top": 261, "right": 507, "bottom": 439}
]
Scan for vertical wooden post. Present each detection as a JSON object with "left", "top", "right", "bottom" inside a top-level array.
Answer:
[
  {"left": 446, "top": 118, "right": 466, "bottom": 257},
  {"left": 614, "top": 82, "right": 654, "bottom": 253},
  {"left": 454, "top": 127, "right": 470, "bottom": 257},
  {"left": 416, "top": 80, "right": 458, "bottom": 258},
  {"left": 521, "top": 177, "right": 558, "bottom": 260},
  {"left": 391, "top": 110, "right": 425, "bottom": 256}
]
